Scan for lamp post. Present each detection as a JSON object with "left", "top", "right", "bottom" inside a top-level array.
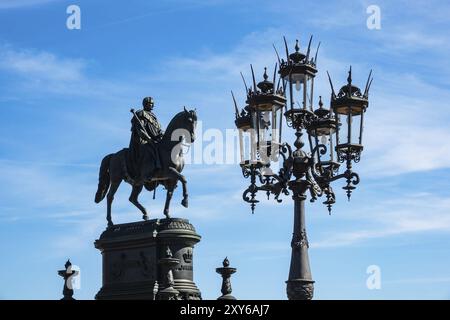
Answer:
[{"left": 233, "top": 35, "right": 372, "bottom": 300}]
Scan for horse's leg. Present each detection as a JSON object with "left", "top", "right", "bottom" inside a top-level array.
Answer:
[
  {"left": 163, "top": 184, "right": 176, "bottom": 219},
  {"left": 106, "top": 180, "right": 121, "bottom": 227},
  {"left": 168, "top": 167, "right": 188, "bottom": 208},
  {"left": 129, "top": 184, "right": 148, "bottom": 221}
]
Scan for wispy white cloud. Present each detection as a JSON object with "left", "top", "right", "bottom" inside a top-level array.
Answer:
[
  {"left": 163, "top": 27, "right": 286, "bottom": 84},
  {"left": 0, "top": 46, "right": 85, "bottom": 82},
  {"left": 312, "top": 194, "right": 450, "bottom": 248},
  {"left": 0, "top": 45, "right": 140, "bottom": 102}
]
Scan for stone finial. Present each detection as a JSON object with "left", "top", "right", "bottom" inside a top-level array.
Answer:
[
  {"left": 57, "top": 259, "right": 77, "bottom": 300},
  {"left": 216, "top": 257, "right": 237, "bottom": 300}
]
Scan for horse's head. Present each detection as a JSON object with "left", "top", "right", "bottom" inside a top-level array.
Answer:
[
  {"left": 182, "top": 106, "right": 197, "bottom": 143},
  {"left": 166, "top": 106, "right": 198, "bottom": 144}
]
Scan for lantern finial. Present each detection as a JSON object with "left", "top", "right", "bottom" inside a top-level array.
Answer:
[{"left": 347, "top": 66, "right": 352, "bottom": 86}]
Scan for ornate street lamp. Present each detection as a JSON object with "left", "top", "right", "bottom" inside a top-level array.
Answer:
[
  {"left": 233, "top": 65, "right": 287, "bottom": 210},
  {"left": 328, "top": 67, "right": 372, "bottom": 199},
  {"left": 232, "top": 35, "right": 373, "bottom": 300}
]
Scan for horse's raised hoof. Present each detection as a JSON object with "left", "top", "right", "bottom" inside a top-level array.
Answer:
[
  {"left": 181, "top": 198, "right": 188, "bottom": 208},
  {"left": 143, "top": 214, "right": 149, "bottom": 221}
]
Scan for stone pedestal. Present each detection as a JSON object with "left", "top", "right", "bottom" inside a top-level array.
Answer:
[{"left": 94, "top": 218, "right": 202, "bottom": 300}]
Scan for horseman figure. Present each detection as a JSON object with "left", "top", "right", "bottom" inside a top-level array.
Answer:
[
  {"left": 127, "top": 97, "right": 164, "bottom": 184},
  {"left": 95, "top": 98, "right": 197, "bottom": 227}
]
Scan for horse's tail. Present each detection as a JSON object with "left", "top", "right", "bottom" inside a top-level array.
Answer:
[{"left": 95, "top": 154, "right": 112, "bottom": 203}]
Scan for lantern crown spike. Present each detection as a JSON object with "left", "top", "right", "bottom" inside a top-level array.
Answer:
[
  {"left": 306, "top": 35, "right": 313, "bottom": 61},
  {"left": 363, "top": 69, "right": 373, "bottom": 98},
  {"left": 231, "top": 90, "right": 240, "bottom": 119},
  {"left": 273, "top": 43, "right": 282, "bottom": 65},
  {"left": 366, "top": 77, "right": 373, "bottom": 96},
  {"left": 240, "top": 71, "right": 249, "bottom": 94},
  {"left": 283, "top": 36, "right": 290, "bottom": 61},
  {"left": 272, "top": 63, "right": 278, "bottom": 89},
  {"left": 276, "top": 76, "right": 282, "bottom": 92},
  {"left": 327, "top": 71, "right": 336, "bottom": 99},
  {"left": 250, "top": 64, "right": 257, "bottom": 93},
  {"left": 232, "top": 88, "right": 251, "bottom": 130},
  {"left": 313, "top": 41, "right": 321, "bottom": 65}
]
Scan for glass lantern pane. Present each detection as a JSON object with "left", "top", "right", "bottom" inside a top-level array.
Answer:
[
  {"left": 238, "top": 129, "right": 249, "bottom": 164},
  {"left": 259, "top": 140, "right": 271, "bottom": 165},
  {"left": 250, "top": 128, "right": 257, "bottom": 163},
  {"left": 335, "top": 111, "right": 362, "bottom": 150}
]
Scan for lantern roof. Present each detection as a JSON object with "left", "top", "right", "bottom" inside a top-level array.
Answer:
[
  {"left": 328, "top": 67, "right": 373, "bottom": 115},
  {"left": 278, "top": 36, "right": 320, "bottom": 80},
  {"left": 231, "top": 90, "right": 252, "bottom": 130},
  {"left": 245, "top": 65, "right": 286, "bottom": 111},
  {"left": 313, "top": 96, "right": 330, "bottom": 118},
  {"left": 306, "top": 97, "right": 337, "bottom": 137},
  {"left": 256, "top": 68, "right": 274, "bottom": 93},
  {"left": 235, "top": 108, "right": 252, "bottom": 130}
]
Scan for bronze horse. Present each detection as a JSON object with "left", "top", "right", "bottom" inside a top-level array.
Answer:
[{"left": 95, "top": 108, "right": 197, "bottom": 227}]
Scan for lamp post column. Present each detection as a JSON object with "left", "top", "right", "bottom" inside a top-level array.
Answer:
[
  {"left": 286, "top": 183, "right": 314, "bottom": 300},
  {"left": 286, "top": 128, "right": 314, "bottom": 300}
]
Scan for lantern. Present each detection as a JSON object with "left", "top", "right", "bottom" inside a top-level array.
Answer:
[
  {"left": 233, "top": 65, "right": 286, "bottom": 169},
  {"left": 278, "top": 37, "right": 319, "bottom": 112},
  {"left": 232, "top": 91, "right": 254, "bottom": 165},
  {"left": 328, "top": 67, "right": 372, "bottom": 164},
  {"left": 307, "top": 96, "right": 339, "bottom": 176}
]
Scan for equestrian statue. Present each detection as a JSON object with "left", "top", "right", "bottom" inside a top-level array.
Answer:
[{"left": 95, "top": 97, "right": 197, "bottom": 227}]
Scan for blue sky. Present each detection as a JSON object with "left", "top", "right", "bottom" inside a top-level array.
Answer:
[{"left": 1, "top": 0, "right": 450, "bottom": 300}]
